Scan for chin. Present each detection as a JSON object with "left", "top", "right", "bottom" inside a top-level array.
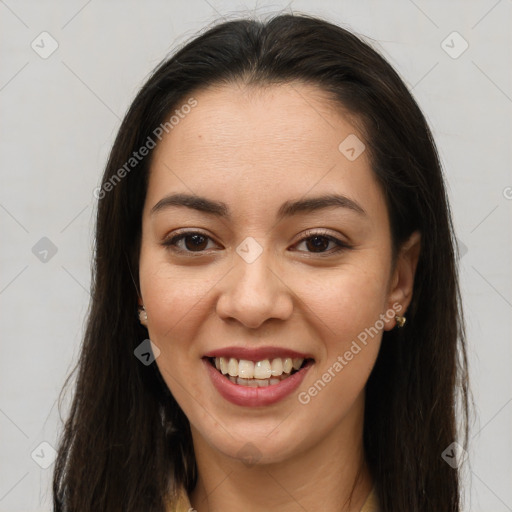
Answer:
[{"left": 193, "top": 419, "right": 312, "bottom": 468}]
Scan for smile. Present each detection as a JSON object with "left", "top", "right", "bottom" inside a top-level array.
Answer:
[
  {"left": 202, "top": 347, "right": 315, "bottom": 406},
  {"left": 209, "top": 356, "right": 308, "bottom": 387}
]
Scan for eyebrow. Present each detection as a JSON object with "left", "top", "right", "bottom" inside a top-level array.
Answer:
[{"left": 150, "top": 192, "right": 366, "bottom": 219}]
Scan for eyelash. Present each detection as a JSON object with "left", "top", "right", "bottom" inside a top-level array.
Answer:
[{"left": 161, "top": 229, "right": 351, "bottom": 257}]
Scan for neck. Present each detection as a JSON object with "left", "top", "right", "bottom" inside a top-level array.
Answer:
[{"left": 189, "top": 394, "right": 373, "bottom": 512}]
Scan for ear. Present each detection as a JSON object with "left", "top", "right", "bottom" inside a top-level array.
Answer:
[
  {"left": 383, "top": 230, "right": 421, "bottom": 330},
  {"left": 138, "top": 298, "right": 148, "bottom": 327}
]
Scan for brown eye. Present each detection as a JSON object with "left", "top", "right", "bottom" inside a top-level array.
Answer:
[
  {"left": 162, "top": 231, "right": 216, "bottom": 254},
  {"left": 294, "top": 230, "right": 350, "bottom": 256},
  {"left": 304, "top": 235, "right": 331, "bottom": 253},
  {"left": 182, "top": 233, "right": 209, "bottom": 251}
]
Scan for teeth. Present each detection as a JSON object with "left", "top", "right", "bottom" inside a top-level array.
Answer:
[
  {"left": 270, "top": 358, "right": 283, "bottom": 376},
  {"left": 228, "top": 358, "right": 238, "bottom": 377},
  {"left": 212, "top": 356, "right": 305, "bottom": 380},
  {"left": 238, "top": 359, "right": 254, "bottom": 379},
  {"left": 235, "top": 374, "right": 287, "bottom": 387},
  {"left": 254, "top": 359, "right": 271, "bottom": 379}
]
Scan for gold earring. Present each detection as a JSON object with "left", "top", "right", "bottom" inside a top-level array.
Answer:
[
  {"left": 138, "top": 305, "right": 148, "bottom": 323},
  {"left": 395, "top": 315, "right": 406, "bottom": 328}
]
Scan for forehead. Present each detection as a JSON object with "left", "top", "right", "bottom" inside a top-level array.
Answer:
[
  {"left": 145, "top": 81, "right": 384, "bottom": 223},
  {"left": 155, "top": 82, "right": 359, "bottom": 165}
]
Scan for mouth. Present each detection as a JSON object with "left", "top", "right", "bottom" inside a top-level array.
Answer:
[
  {"left": 202, "top": 348, "right": 315, "bottom": 407},
  {"left": 206, "top": 356, "right": 314, "bottom": 387}
]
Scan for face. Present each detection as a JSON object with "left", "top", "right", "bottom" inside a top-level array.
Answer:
[{"left": 138, "top": 82, "right": 417, "bottom": 465}]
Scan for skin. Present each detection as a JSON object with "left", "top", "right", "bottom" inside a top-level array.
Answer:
[{"left": 138, "top": 81, "right": 421, "bottom": 512}]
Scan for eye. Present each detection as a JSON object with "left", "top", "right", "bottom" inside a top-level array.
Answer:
[
  {"left": 162, "top": 229, "right": 350, "bottom": 256},
  {"left": 293, "top": 230, "right": 350, "bottom": 255},
  {"left": 162, "top": 231, "right": 218, "bottom": 254}
]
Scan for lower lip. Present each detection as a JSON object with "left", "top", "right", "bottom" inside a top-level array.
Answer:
[{"left": 203, "top": 358, "right": 313, "bottom": 407}]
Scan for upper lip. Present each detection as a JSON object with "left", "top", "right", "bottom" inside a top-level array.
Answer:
[{"left": 203, "top": 346, "right": 314, "bottom": 361}]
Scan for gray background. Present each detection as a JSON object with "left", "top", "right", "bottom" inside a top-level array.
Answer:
[{"left": 1, "top": 1, "right": 511, "bottom": 510}]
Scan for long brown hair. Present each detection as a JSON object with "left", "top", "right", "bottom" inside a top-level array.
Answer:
[{"left": 53, "top": 13, "right": 472, "bottom": 511}]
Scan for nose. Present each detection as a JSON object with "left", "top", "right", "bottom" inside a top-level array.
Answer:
[{"left": 215, "top": 245, "right": 294, "bottom": 330}]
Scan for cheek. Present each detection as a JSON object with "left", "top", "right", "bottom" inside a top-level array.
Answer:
[
  {"left": 294, "top": 258, "right": 391, "bottom": 339},
  {"left": 292, "top": 268, "right": 387, "bottom": 424},
  {"left": 292, "top": 258, "right": 389, "bottom": 397},
  {"left": 139, "top": 247, "right": 214, "bottom": 343},
  {"left": 138, "top": 254, "right": 207, "bottom": 406}
]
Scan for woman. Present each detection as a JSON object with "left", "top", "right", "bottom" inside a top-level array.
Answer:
[{"left": 53, "top": 12, "right": 471, "bottom": 512}]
